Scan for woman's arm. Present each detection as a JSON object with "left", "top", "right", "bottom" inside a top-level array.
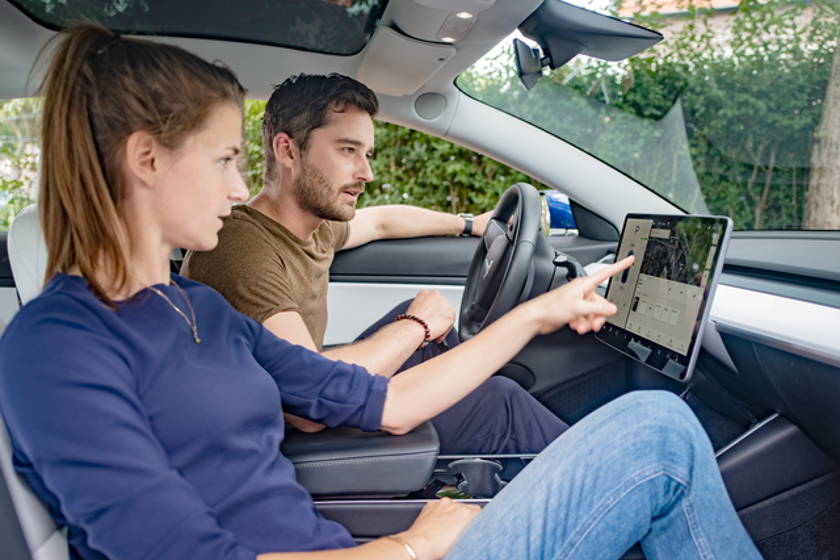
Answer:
[
  {"left": 258, "top": 498, "right": 481, "bottom": 560},
  {"left": 0, "top": 301, "right": 258, "bottom": 560},
  {"left": 380, "top": 257, "right": 633, "bottom": 435}
]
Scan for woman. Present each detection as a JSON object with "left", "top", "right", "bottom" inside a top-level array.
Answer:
[{"left": 0, "top": 25, "right": 761, "bottom": 560}]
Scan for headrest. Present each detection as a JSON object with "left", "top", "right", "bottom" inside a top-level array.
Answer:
[{"left": 7, "top": 205, "right": 47, "bottom": 306}]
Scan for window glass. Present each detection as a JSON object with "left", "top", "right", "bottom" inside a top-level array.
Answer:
[
  {"left": 9, "top": 0, "right": 387, "bottom": 55},
  {"left": 243, "top": 100, "right": 546, "bottom": 217},
  {"left": 457, "top": 0, "right": 840, "bottom": 231},
  {"left": 0, "top": 98, "right": 39, "bottom": 230}
]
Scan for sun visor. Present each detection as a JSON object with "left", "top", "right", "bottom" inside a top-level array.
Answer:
[{"left": 357, "top": 27, "right": 455, "bottom": 97}]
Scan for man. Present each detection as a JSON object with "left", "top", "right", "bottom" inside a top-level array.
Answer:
[{"left": 182, "top": 73, "right": 568, "bottom": 454}]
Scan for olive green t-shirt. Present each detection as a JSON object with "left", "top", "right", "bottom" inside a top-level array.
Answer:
[{"left": 181, "top": 205, "right": 350, "bottom": 351}]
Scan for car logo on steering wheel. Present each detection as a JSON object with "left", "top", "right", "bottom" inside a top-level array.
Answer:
[{"left": 483, "top": 258, "right": 495, "bottom": 279}]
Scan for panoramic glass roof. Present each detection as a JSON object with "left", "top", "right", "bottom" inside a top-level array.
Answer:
[{"left": 10, "top": 0, "right": 388, "bottom": 55}]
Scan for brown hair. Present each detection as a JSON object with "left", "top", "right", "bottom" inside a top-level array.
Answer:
[
  {"left": 262, "top": 73, "right": 378, "bottom": 184},
  {"left": 37, "top": 25, "right": 245, "bottom": 305}
]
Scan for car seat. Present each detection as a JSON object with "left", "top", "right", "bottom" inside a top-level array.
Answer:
[
  {"left": 1, "top": 204, "right": 69, "bottom": 560},
  {"left": 0, "top": 205, "right": 442, "bottom": 557}
]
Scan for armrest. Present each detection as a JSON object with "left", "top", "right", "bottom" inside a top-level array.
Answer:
[{"left": 281, "top": 421, "right": 439, "bottom": 498}]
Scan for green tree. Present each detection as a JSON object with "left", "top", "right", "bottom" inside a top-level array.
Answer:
[
  {"left": 458, "top": 0, "right": 840, "bottom": 230},
  {"left": 0, "top": 98, "right": 40, "bottom": 230},
  {"left": 241, "top": 100, "right": 541, "bottom": 214}
]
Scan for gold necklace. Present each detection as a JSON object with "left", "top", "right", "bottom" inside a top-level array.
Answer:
[{"left": 147, "top": 282, "right": 201, "bottom": 343}]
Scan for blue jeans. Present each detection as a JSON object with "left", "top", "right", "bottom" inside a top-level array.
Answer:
[{"left": 444, "top": 391, "right": 762, "bottom": 560}]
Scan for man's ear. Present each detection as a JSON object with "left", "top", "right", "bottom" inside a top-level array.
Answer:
[
  {"left": 273, "top": 132, "right": 299, "bottom": 169},
  {"left": 124, "top": 130, "right": 160, "bottom": 189}
]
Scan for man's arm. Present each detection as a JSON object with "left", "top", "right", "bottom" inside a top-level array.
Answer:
[
  {"left": 344, "top": 206, "right": 491, "bottom": 250},
  {"left": 265, "top": 310, "right": 439, "bottom": 434},
  {"left": 263, "top": 287, "right": 455, "bottom": 378},
  {"left": 379, "top": 257, "right": 634, "bottom": 435}
]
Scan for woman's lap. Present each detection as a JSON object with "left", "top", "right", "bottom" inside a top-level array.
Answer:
[{"left": 443, "top": 391, "right": 762, "bottom": 560}]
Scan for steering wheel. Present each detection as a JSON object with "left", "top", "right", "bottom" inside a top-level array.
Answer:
[{"left": 459, "top": 183, "right": 544, "bottom": 341}]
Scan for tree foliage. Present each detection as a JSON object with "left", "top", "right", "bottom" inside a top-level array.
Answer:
[
  {"left": 0, "top": 99, "right": 40, "bottom": 230},
  {"left": 242, "top": 100, "right": 541, "bottom": 215},
  {"left": 458, "top": 0, "right": 840, "bottom": 230}
]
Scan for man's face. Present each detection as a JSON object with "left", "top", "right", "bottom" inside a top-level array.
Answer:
[{"left": 291, "top": 107, "right": 375, "bottom": 222}]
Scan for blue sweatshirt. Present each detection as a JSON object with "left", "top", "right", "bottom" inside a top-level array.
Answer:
[{"left": 0, "top": 273, "right": 389, "bottom": 560}]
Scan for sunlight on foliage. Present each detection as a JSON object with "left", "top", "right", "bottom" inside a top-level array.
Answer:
[{"left": 458, "top": 0, "right": 840, "bottom": 230}]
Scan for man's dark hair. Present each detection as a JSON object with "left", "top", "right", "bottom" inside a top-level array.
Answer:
[{"left": 262, "top": 73, "right": 379, "bottom": 183}]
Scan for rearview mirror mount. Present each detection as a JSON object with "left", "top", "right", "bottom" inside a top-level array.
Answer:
[{"left": 515, "top": 0, "right": 662, "bottom": 91}]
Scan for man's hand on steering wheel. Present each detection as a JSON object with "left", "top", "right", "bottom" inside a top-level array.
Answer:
[{"left": 469, "top": 211, "right": 492, "bottom": 238}]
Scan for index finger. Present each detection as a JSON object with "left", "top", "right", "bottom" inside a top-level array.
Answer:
[{"left": 581, "top": 255, "right": 635, "bottom": 292}]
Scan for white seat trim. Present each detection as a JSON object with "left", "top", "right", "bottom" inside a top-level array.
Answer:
[
  {"left": 7, "top": 205, "right": 47, "bottom": 306},
  {"left": 2, "top": 204, "right": 68, "bottom": 559}
]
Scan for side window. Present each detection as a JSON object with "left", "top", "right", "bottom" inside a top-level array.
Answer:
[
  {"left": 242, "top": 99, "right": 575, "bottom": 230},
  {"left": 0, "top": 98, "right": 40, "bottom": 230}
]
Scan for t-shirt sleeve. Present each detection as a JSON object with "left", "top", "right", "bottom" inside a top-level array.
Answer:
[
  {"left": 0, "top": 301, "right": 256, "bottom": 560},
  {"left": 249, "top": 320, "right": 388, "bottom": 432},
  {"left": 331, "top": 220, "right": 351, "bottom": 252},
  {"left": 182, "top": 218, "right": 299, "bottom": 323}
]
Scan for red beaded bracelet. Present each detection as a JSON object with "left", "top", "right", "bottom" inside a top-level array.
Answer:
[{"left": 394, "top": 313, "right": 431, "bottom": 350}]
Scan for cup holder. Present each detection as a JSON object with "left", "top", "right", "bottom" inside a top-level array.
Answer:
[{"left": 448, "top": 458, "right": 507, "bottom": 498}]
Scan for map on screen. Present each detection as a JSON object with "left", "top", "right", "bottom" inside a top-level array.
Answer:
[{"left": 596, "top": 214, "right": 732, "bottom": 381}]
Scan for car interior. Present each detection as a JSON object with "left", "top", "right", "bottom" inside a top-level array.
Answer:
[{"left": 1, "top": 0, "right": 840, "bottom": 559}]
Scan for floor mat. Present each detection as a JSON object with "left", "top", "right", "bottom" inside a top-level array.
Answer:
[{"left": 754, "top": 494, "right": 840, "bottom": 560}]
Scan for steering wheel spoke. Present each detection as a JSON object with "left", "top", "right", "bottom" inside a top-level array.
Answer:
[{"left": 459, "top": 183, "right": 545, "bottom": 340}]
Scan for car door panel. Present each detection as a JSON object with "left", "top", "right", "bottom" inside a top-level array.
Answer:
[
  {"left": 328, "top": 234, "right": 621, "bottom": 420},
  {"left": 328, "top": 235, "right": 617, "bottom": 345}
]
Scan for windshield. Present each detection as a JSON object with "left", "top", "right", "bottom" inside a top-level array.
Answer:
[{"left": 457, "top": 0, "right": 840, "bottom": 231}]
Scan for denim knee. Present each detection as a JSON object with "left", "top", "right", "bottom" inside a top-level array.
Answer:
[
  {"left": 611, "top": 390, "right": 695, "bottom": 427},
  {"left": 611, "top": 391, "right": 711, "bottom": 466}
]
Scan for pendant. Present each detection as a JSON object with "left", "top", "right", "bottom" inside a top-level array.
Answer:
[{"left": 195, "top": 336, "right": 201, "bottom": 344}]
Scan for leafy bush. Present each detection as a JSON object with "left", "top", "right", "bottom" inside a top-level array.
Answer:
[{"left": 242, "top": 100, "right": 541, "bottom": 215}]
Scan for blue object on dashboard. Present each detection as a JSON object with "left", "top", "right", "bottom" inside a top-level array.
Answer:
[{"left": 544, "top": 191, "right": 576, "bottom": 230}]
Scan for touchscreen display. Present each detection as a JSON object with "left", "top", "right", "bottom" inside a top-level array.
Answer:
[{"left": 596, "top": 214, "right": 732, "bottom": 381}]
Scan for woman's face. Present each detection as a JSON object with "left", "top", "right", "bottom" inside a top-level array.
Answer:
[{"left": 155, "top": 102, "right": 249, "bottom": 252}]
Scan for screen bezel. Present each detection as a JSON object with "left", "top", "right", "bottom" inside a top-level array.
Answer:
[{"left": 595, "top": 214, "right": 733, "bottom": 382}]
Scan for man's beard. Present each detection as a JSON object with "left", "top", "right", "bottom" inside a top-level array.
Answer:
[{"left": 292, "top": 157, "right": 363, "bottom": 222}]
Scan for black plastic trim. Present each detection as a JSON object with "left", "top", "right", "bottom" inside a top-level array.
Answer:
[
  {"left": 569, "top": 201, "right": 619, "bottom": 242},
  {"left": 717, "top": 414, "right": 839, "bottom": 510},
  {"left": 0, "top": 232, "right": 14, "bottom": 287},
  {"left": 328, "top": 275, "right": 466, "bottom": 286},
  {"left": 316, "top": 499, "right": 488, "bottom": 538},
  {"left": 725, "top": 231, "right": 840, "bottom": 283},
  {"left": 281, "top": 421, "right": 439, "bottom": 498},
  {"left": 330, "top": 235, "right": 616, "bottom": 284}
]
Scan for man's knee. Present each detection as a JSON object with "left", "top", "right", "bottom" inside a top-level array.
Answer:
[{"left": 472, "top": 376, "right": 535, "bottom": 413}]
